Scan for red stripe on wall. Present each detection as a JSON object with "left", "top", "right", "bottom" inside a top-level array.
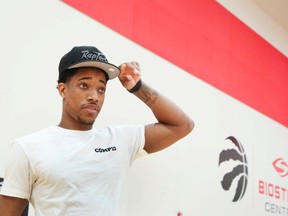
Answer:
[{"left": 62, "top": 0, "right": 288, "bottom": 127}]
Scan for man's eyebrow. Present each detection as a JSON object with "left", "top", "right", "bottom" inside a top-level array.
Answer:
[
  {"left": 78, "top": 77, "right": 92, "bottom": 81},
  {"left": 78, "top": 77, "right": 107, "bottom": 85}
]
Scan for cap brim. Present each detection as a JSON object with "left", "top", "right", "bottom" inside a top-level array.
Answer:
[{"left": 68, "top": 61, "right": 120, "bottom": 80}]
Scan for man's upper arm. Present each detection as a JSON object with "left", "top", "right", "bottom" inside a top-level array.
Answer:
[
  {"left": 144, "top": 121, "right": 191, "bottom": 154},
  {"left": 1, "top": 141, "right": 33, "bottom": 199},
  {"left": 0, "top": 195, "right": 28, "bottom": 216},
  {"left": 133, "top": 82, "right": 194, "bottom": 154}
]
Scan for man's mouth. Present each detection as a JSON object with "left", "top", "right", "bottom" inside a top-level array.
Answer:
[{"left": 82, "top": 104, "right": 99, "bottom": 114}]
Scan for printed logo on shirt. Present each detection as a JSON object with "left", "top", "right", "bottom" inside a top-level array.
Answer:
[
  {"left": 95, "top": 146, "right": 117, "bottom": 153},
  {"left": 0, "top": 177, "right": 3, "bottom": 191},
  {"left": 0, "top": 177, "right": 29, "bottom": 215}
]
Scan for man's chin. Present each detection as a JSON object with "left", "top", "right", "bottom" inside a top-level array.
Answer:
[{"left": 77, "top": 117, "right": 96, "bottom": 126}]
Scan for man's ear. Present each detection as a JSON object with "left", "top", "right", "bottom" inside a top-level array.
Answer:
[{"left": 57, "top": 83, "right": 67, "bottom": 99}]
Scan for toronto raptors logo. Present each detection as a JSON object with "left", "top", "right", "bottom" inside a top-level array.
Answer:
[{"left": 218, "top": 136, "right": 248, "bottom": 202}]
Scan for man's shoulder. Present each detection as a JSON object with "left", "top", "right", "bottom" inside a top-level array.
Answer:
[
  {"left": 101, "top": 125, "right": 145, "bottom": 142},
  {"left": 15, "top": 126, "right": 56, "bottom": 144},
  {"left": 105, "top": 124, "right": 144, "bottom": 133}
]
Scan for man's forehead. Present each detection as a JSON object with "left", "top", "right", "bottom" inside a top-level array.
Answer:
[
  {"left": 64, "top": 68, "right": 107, "bottom": 86},
  {"left": 75, "top": 68, "right": 107, "bottom": 79}
]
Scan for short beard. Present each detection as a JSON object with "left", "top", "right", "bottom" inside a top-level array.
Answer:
[{"left": 77, "top": 116, "right": 95, "bottom": 126}]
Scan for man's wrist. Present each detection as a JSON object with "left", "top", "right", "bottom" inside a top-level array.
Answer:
[{"left": 128, "top": 79, "right": 142, "bottom": 93}]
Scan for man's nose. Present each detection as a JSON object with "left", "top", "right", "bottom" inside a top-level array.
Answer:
[{"left": 87, "top": 90, "right": 99, "bottom": 101}]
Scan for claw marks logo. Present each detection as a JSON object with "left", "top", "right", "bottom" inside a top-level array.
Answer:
[
  {"left": 219, "top": 136, "right": 248, "bottom": 202},
  {"left": 272, "top": 158, "right": 288, "bottom": 177}
]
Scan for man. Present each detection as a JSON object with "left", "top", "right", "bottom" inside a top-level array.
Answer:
[{"left": 0, "top": 46, "right": 194, "bottom": 215}]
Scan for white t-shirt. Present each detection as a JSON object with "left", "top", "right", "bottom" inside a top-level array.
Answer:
[{"left": 0, "top": 125, "right": 146, "bottom": 216}]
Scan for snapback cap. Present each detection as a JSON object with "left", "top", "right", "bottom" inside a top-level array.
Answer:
[{"left": 58, "top": 46, "right": 120, "bottom": 80}]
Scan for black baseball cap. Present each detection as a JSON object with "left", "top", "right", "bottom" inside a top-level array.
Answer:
[{"left": 58, "top": 46, "right": 120, "bottom": 80}]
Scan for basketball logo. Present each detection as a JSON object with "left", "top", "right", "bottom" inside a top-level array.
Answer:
[{"left": 218, "top": 136, "right": 248, "bottom": 202}]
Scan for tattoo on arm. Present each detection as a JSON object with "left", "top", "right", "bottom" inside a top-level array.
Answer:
[{"left": 136, "top": 85, "right": 159, "bottom": 107}]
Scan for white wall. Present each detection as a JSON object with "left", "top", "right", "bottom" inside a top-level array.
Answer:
[{"left": 0, "top": 1, "right": 287, "bottom": 215}]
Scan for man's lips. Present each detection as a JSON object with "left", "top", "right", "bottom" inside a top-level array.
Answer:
[{"left": 81, "top": 104, "right": 100, "bottom": 114}]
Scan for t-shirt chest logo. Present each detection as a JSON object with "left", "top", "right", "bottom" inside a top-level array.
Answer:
[
  {"left": 94, "top": 146, "right": 117, "bottom": 153},
  {"left": 0, "top": 177, "right": 3, "bottom": 190}
]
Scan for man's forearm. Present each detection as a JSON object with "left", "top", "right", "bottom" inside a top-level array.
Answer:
[{"left": 134, "top": 81, "right": 193, "bottom": 128}]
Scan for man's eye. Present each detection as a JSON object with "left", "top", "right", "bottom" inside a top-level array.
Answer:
[
  {"left": 98, "top": 88, "right": 106, "bottom": 93},
  {"left": 79, "top": 83, "right": 88, "bottom": 89}
]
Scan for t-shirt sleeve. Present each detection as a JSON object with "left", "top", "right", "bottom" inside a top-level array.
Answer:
[
  {"left": 0, "top": 141, "right": 33, "bottom": 200},
  {"left": 132, "top": 125, "right": 148, "bottom": 160},
  {"left": 110, "top": 124, "right": 147, "bottom": 164}
]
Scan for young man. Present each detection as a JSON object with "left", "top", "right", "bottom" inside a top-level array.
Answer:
[{"left": 0, "top": 46, "right": 194, "bottom": 215}]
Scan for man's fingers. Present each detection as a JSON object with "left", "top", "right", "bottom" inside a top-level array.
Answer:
[
  {"left": 119, "top": 63, "right": 126, "bottom": 70},
  {"left": 132, "top": 61, "right": 140, "bottom": 71},
  {"left": 118, "top": 62, "right": 141, "bottom": 82},
  {"left": 126, "top": 75, "right": 133, "bottom": 81},
  {"left": 120, "top": 62, "right": 140, "bottom": 71},
  {"left": 133, "top": 68, "right": 141, "bottom": 75}
]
